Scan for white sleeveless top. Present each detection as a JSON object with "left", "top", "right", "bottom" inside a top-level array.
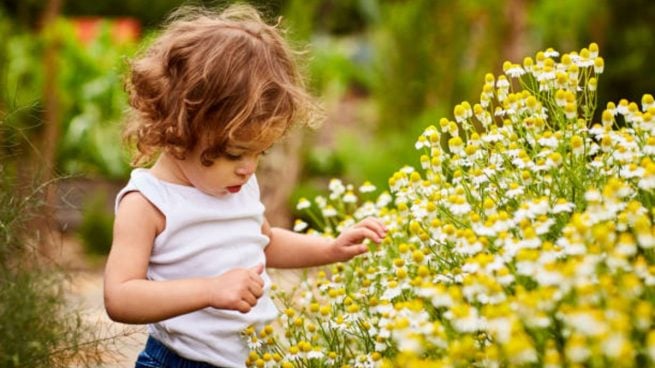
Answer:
[{"left": 115, "top": 168, "right": 278, "bottom": 367}]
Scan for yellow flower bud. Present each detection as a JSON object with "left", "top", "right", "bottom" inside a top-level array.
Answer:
[
  {"left": 589, "top": 42, "right": 599, "bottom": 55},
  {"left": 412, "top": 250, "right": 425, "bottom": 263},
  {"left": 643, "top": 93, "right": 655, "bottom": 110},
  {"left": 588, "top": 77, "right": 597, "bottom": 91},
  {"left": 594, "top": 57, "right": 604, "bottom": 73},
  {"left": 319, "top": 305, "right": 331, "bottom": 316}
]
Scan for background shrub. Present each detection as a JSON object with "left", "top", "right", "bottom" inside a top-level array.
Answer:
[
  {"left": 0, "top": 119, "right": 106, "bottom": 367},
  {"left": 78, "top": 189, "right": 114, "bottom": 256}
]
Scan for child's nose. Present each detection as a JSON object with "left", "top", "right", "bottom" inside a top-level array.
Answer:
[{"left": 236, "top": 157, "right": 257, "bottom": 176}]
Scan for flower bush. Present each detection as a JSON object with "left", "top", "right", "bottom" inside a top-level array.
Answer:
[{"left": 246, "top": 44, "right": 655, "bottom": 367}]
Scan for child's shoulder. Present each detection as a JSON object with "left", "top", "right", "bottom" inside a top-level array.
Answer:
[
  {"left": 122, "top": 168, "right": 177, "bottom": 196},
  {"left": 114, "top": 190, "right": 165, "bottom": 234},
  {"left": 115, "top": 168, "right": 169, "bottom": 213}
]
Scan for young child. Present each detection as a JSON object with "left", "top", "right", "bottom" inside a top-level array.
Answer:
[{"left": 103, "top": 4, "right": 386, "bottom": 368}]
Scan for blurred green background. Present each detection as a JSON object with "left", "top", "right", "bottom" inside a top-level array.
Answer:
[
  {"left": 1, "top": 0, "right": 654, "bottom": 254},
  {"left": 0, "top": 1, "right": 653, "bottom": 364}
]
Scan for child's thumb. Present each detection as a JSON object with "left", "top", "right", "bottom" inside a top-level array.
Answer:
[{"left": 251, "top": 263, "right": 264, "bottom": 274}]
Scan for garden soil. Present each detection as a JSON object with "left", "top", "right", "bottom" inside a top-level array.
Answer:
[{"left": 61, "top": 234, "right": 147, "bottom": 367}]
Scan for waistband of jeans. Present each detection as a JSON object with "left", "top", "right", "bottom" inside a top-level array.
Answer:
[{"left": 145, "top": 336, "right": 220, "bottom": 368}]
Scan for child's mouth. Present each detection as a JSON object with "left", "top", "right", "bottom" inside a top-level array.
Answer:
[{"left": 227, "top": 185, "right": 241, "bottom": 193}]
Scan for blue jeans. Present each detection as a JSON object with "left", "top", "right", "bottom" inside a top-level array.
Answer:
[{"left": 135, "top": 336, "right": 223, "bottom": 368}]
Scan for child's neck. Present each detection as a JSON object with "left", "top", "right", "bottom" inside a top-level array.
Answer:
[{"left": 150, "top": 153, "right": 191, "bottom": 187}]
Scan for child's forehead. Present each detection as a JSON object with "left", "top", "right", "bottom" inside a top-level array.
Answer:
[
  {"left": 226, "top": 139, "right": 274, "bottom": 152},
  {"left": 227, "top": 122, "right": 286, "bottom": 151}
]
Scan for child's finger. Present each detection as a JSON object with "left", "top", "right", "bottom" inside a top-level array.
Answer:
[
  {"left": 251, "top": 263, "right": 264, "bottom": 274},
  {"left": 242, "top": 291, "right": 257, "bottom": 306},
  {"left": 249, "top": 283, "right": 264, "bottom": 298},
  {"left": 344, "top": 227, "right": 383, "bottom": 244},
  {"left": 340, "top": 242, "right": 369, "bottom": 258},
  {"left": 363, "top": 219, "right": 388, "bottom": 239},
  {"left": 237, "top": 300, "right": 253, "bottom": 313},
  {"left": 355, "top": 217, "right": 387, "bottom": 237},
  {"left": 249, "top": 273, "right": 265, "bottom": 287},
  {"left": 248, "top": 265, "right": 265, "bottom": 286}
]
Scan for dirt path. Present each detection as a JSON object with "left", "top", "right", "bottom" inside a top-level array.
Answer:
[
  {"left": 68, "top": 269, "right": 147, "bottom": 367},
  {"left": 59, "top": 233, "right": 146, "bottom": 367}
]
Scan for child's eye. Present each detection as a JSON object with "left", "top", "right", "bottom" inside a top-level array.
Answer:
[{"left": 225, "top": 153, "right": 242, "bottom": 161}]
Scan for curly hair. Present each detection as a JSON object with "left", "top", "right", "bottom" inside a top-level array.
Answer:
[{"left": 123, "top": 4, "right": 319, "bottom": 166}]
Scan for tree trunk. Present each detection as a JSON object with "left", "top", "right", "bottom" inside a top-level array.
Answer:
[
  {"left": 37, "top": 0, "right": 63, "bottom": 256},
  {"left": 258, "top": 131, "right": 303, "bottom": 228},
  {"left": 502, "top": 0, "right": 529, "bottom": 64}
]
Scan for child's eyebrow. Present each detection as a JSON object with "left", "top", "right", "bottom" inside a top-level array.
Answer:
[{"left": 228, "top": 143, "right": 273, "bottom": 152}]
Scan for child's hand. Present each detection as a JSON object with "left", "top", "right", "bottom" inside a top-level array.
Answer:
[
  {"left": 329, "top": 218, "right": 387, "bottom": 262},
  {"left": 208, "top": 264, "right": 265, "bottom": 313}
]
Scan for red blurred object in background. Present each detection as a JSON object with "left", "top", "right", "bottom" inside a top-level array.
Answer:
[{"left": 70, "top": 17, "right": 140, "bottom": 45}]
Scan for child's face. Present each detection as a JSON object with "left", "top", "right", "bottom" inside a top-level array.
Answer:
[{"left": 178, "top": 140, "right": 270, "bottom": 197}]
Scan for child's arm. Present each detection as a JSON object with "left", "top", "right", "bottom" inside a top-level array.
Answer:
[
  {"left": 263, "top": 218, "right": 387, "bottom": 268},
  {"left": 104, "top": 192, "right": 265, "bottom": 324}
]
